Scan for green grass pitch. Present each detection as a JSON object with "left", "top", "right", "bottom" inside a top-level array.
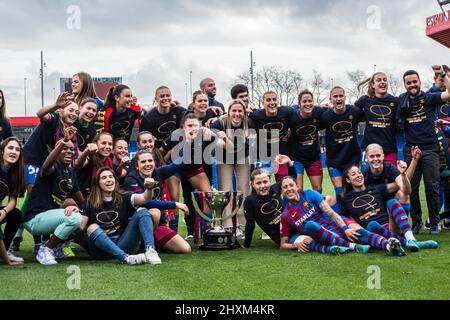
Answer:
[{"left": 1, "top": 174, "right": 449, "bottom": 300}]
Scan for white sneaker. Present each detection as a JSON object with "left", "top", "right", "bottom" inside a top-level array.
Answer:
[
  {"left": 235, "top": 227, "right": 245, "bottom": 239},
  {"left": 7, "top": 250, "right": 24, "bottom": 263},
  {"left": 185, "top": 234, "right": 194, "bottom": 241},
  {"left": 36, "top": 246, "right": 58, "bottom": 265},
  {"left": 145, "top": 247, "right": 162, "bottom": 265},
  {"left": 261, "top": 232, "right": 270, "bottom": 240},
  {"left": 124, "top": 253, "right": 147, "bottom": 265}
]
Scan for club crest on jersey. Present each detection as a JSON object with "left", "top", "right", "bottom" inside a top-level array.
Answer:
[
  {"left": 303, "top": 201, "right": 309, "bottom": 208},
  {"left": 349, "top": 115, "right": 353, "bottom": 120}
]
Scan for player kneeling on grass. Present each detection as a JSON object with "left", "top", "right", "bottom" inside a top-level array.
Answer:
[
  {"left": 279, "top": 176, "right": 406, "bottom": 256},
  {"left": 341, "top": 164, "right": 438, "bottom": 252},
  {"left": 80, "top": 167, "right": 161, "bottom": 265}
]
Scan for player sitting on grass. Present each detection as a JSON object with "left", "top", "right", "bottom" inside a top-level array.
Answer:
[
  {"left": 279, "top": 175, "right": 406, "bottom": 256},
  {"left": 243, "top": 155, "right": 296, "bottom": 248},
  {"left": 80, "top": 167, "right": 162, "bottom": 265},
  {"left": 342, "top": 163, "right": 438, "bottom": 252}
]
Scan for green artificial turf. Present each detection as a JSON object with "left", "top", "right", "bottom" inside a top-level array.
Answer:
[{"left": 1, "top": 175, "right": 449, "bottom": 300}]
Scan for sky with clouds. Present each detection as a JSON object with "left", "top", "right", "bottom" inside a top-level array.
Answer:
[{"left": 0, "top": 0, "right": 448, "bottom": 116}]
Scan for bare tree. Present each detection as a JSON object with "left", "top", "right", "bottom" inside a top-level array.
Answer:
[
  {"left": 308, "top": 70, "right": 330, "bottom": 105},
  {"left": 385, "top": 72, "right": 402, "bottom": 97},
  {"left": 234, "top": 65, "right": 304, "bottom": 107},
  {"left": 346, "top": 69, "right": 367, "bottom": 103}
]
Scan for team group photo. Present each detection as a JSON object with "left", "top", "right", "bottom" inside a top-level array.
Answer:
[{"left": 1, "top": 0, "right": 450, "bottom": 302}]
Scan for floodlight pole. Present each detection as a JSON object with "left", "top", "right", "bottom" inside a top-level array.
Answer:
[{"left": 40, "top": 51, "right": 45, "bottom": 107}]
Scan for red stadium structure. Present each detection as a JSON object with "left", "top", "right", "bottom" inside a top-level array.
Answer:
[
  {"left": 10, "top": 116, "right": 40, "bottom": 142},
  {"left": 426, "top": 0, "right": 450, "bottom": 48}
]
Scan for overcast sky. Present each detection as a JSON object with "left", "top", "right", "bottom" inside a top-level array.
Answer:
[{"left": 0, "top": 0, "right": 448, "bottom": 116}]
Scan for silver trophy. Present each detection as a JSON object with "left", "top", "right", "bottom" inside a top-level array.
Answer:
[{"left": 191, "top": 191, "right": 244, "bottom": 250}]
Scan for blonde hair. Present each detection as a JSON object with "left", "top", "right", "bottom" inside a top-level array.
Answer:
[{"left": 221, "top": 99, "right": 249, "bottom": 138}]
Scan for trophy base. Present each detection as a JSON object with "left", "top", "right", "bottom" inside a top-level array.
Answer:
[{"left": 199, "top": 230, "right": 240, "bottom": 251}]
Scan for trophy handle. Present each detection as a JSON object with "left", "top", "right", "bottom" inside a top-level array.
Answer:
[
  {"left": 222, "top": 192, "right": 244, "bottom": 222},
  {"left": 191, "top": 192, "right": 213, "bottom": 223}
]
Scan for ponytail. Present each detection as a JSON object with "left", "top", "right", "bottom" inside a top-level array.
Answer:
[{"left": 104, "top": 84, "right": 130, "bottom": 109}]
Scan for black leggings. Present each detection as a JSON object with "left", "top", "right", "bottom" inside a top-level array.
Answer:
[{"left": 0, "top": 208, "right": 22, "bottom": 250}]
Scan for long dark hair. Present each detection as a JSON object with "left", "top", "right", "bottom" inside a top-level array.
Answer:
[
  {"left": 357, "top": 72, "right": 386, "bottom": 98},
  {"left": 180, "top": 112, "right": 199, "bottom": 128},
  {"left": 1, "top": 137, "right": 25, "bottom": 197},
  {"left": 0, "top": 89, "right": 7, "bottom": 120},
  {"left": 137, "top": 132, "right": 165, "bottom": 167},
  {"left": 89, "top": 167, "right": 122, "bottom": 211},
  {"left": 104, "top": 84, "right": 130, "bottom": 110},
  {"left": 92, "top": 132, "right": 114, "bottom": 169},
  {"left": 342, "top": 164, "right": 360, "bottom": 195}
]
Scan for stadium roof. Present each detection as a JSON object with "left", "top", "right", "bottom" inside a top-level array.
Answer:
[{"left": 426, "top": 6, "right": 450, "bottom": 48}]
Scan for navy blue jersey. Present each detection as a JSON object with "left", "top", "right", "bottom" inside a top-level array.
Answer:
[
  {"left": 0, "top": 118, "right": 13, "bottom": 143},
  {"left": 398, "top": 91, "right": 443, "bottom": 150},
  {"left": 81, "top": 193, "right": 135, "bottom": 237},
  {"left": 113, "top": 162, "right": 131, "bottom": 188},
  {"left": 427, "top": 85, "right": 450, "bottom": 119},
  {"left": 76, "top": 159, "right": 94, "bottom": 197},
  {"left": 23, "top": 162, "right": 80, "bottom": 222},
  {"left": 244, "top": 188, "right": 283, "bottom": 247},
  {"left": 287, "top": 107, "right": 325, "bottom": 165},
  {"left": 363, "top": 162, "right": 400, "bottom": 186},
  {"left": 243, "top": 165, "right": 296, "bottom": 247},
  {"left": 209, "top": 117, "right": 255, "bottom": 164},
  {"left": 320, "top": 105, "right": 364, "bottom": 168},
  {"left": 23, "top": 115, "right": 60, "bottom": 167},
  {"left": 437, "top": 103, "right": 450, "bottom": 119},
  {"left": 363, "top": 162, "right": 400, "bottom": 199},
  {"left": 342, "top": 184, "right": 389, "bottom": 228},
  {"left": 123, "top": 163, "right": 182, "bottom": 225},
  {"left": 162, "top": 128, "right": 217, "bottom": 172},
  {"left": 95, "top": 106, "right": 143, "bottom": 142},
  {"left": 354, "top": 94, "right": 398, "bottom": 154},
  {"left": 208, "top": 98, "right": 225, "bottom": 112},
  {"left": 139, "top": 107, "right": 186, "bottom": 148},
  {"left": 0, "top": 167, "right": 10, "bottom": 202},
  {"left": 123, "top": 163, "right": 182, "bottom": 201},
  {"left": 196, "top": 109, "right": 220, "bottom": 127},
  {"left": 73, "top": 119, "right": 96, "bottom": 152},
  {"left": 249, "top": 106, "right": 293, "bottom": 157}
]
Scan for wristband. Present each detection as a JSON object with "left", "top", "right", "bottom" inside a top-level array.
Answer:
[{"left": 342, "top": 225, "right": 349, "bottom": 232}]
